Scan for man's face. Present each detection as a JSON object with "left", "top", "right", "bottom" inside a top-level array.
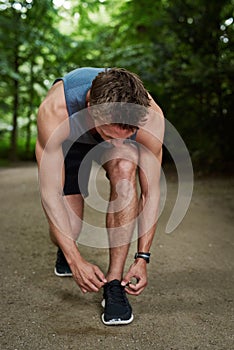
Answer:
[{"left": 95, "top": 124, "right": 136, "bottom": 147}]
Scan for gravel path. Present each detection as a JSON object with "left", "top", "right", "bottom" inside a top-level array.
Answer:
[{"left": 0, "top": 164, "right": 233, "bottom": 350}]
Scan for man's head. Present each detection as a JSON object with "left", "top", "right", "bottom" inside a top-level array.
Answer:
[{"left": 89, "top": 68, "right": 151, "bottom": 130}]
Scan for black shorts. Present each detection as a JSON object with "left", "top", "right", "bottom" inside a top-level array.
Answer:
[
  {"left": 62, "top": 139, "right": 104, "bottom": 197},
  {"left": 62, "top": 131, "right": 137, "bottom": 197}
]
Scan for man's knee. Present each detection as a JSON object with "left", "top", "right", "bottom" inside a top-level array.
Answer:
[
  {"left": 105, "top": 144, "right": 138, "bottom": 177},
  {"left": 106, "top": 159, "right": 137, "bottom": 201},
  {"left": 110, "top": 158, "right": 137, "bottom": 180}
]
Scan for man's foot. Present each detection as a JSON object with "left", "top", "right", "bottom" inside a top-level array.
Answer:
[
  {"left": 54, "top": 247, "right": 72, "bottom": 277},
  {"left": 101, "top": 279, "right": 134, "bottom": 325}
]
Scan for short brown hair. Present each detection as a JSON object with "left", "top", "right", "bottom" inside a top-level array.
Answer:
[{"left": 89, "top": 68, "right": 151, "bottom": 129}]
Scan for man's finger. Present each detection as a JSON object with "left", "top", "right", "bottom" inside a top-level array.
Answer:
[
  {"left": 121, "top": 274, "right": 133, "bottom": 287},
  {"left": 125, "top": 286, "right": 145, "bottom": 295},
  {"left": 125, "top": 282, "right": 145, "bottom": 295},
  {"left": 94, "top": 267, "right": 107, "bottom": 284},
  {"left": 126, "top": 281, "right": 143, "bottom": 290}
]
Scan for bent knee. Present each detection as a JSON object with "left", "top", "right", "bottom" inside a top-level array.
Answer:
[
  {"left": 107, "top": 157, "right": 138, "bottom": 183},
  {"left": 117, "top": 158, "right": 137, "bottom": 177},
  {"left": 103, "top": 144, "right": 138, "bottom": 173}
]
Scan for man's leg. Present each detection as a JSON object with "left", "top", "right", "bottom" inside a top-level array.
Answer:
[
  {"left": 102, "top": 144, "right": 139, "bottom": 282},
  {"left": 101, "top": 144, "right": 138, "bottom": 325},
  {"left": 52, "top": 140, "right": 91, "bottom": 276}
]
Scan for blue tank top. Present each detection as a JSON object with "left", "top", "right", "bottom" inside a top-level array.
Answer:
[{"left": 54, "top": 67, "right": 105, "bottom": 116}]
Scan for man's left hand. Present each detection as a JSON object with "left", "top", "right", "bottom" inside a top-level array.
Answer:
[{"left": 121, "top": 259, "right": 148, "bottom": 295}]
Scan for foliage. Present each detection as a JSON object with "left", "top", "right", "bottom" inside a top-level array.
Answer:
[
  {"left": 0, "top": 0, "right": 233, "bottom": 172},
  {"left": 0, "top": 0, "right": 70, "bottom": 159}
]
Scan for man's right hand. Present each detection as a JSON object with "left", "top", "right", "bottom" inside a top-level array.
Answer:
[{"left": 69, "top": 255, "right": 107, "bottom": 293}]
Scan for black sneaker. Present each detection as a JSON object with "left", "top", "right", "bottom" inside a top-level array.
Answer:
[
  {"left": 54, "top": 247, "right": 72, "bottom": 277},
  {"left": 101, "top": 279, "right": 134, "bottom": 325}
]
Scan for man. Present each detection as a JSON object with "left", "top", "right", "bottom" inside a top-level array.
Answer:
[{"left": 36, "top": 67, "right": 164, "bottom": 325}]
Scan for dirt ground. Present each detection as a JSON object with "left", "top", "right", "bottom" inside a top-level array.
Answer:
[{"left": 0, "top": 163, "right": 233, "bottom": 350}]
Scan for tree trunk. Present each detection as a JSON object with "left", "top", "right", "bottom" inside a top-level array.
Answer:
[
  {"left": 10, "top": 63, "right": 19, "bottom": 161},
  {"left": 25, "top": 62, "right": 34, "bottom": 158},
  {"left": 9, "top": 10, "right": 20, "bottom": 162}
]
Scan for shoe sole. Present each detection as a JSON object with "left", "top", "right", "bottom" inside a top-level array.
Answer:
[
  {"left": 101, "top": 313, "right": 134, "bottom": 326},
  {"left": 101, "top": 299, "right": 134, "bottom": 326},
  {"left": 54, "top": 267, "right": 72, "bottom": 277}
]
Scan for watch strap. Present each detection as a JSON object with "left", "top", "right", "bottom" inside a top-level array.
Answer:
[{"left": 134, "top": 252, "right": 151, "bottom": 263}]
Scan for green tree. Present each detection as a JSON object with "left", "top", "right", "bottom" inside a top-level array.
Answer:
[
  {"left": 161, "top": 0, "right": 234, "bottom": 169},
  {"left": 0, "top": 0, "right": 70, "bottom": 159},
  {"left": 92, "top": 0, "right": 233, "bottom": 170},
  {"left": 0, "top": 0, "right": 233, "bottom": 170}
]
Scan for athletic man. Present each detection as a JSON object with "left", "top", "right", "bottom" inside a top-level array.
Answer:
[{"left": 36, "top": 67, "right": 164, "bottom": 325}]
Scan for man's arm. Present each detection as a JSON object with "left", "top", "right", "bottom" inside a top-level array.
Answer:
[
  {"left": 36, "top": 84, "right": 106, "bottom": 293},
  {"left": 121, "top": 97, "right": 164, "bottom": 295}
]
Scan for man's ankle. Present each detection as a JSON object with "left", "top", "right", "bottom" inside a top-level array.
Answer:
[{"left": 105, "top": 273, "right": 122, "bottom": 283}]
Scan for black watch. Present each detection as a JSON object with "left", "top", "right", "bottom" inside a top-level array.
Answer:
[{"left": 134, "top": 252, "right": 151, "bottom": 263}]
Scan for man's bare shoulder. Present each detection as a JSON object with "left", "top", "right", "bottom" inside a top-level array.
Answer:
[
  {"left": 136, "top": 95, "right": 164, "bottom": 149},
  {"left": 39, "top": 81, "right": 68, "bottom": 123},
  {"left": 37, "top": 81, "right": 70, "bottom": 148}
]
